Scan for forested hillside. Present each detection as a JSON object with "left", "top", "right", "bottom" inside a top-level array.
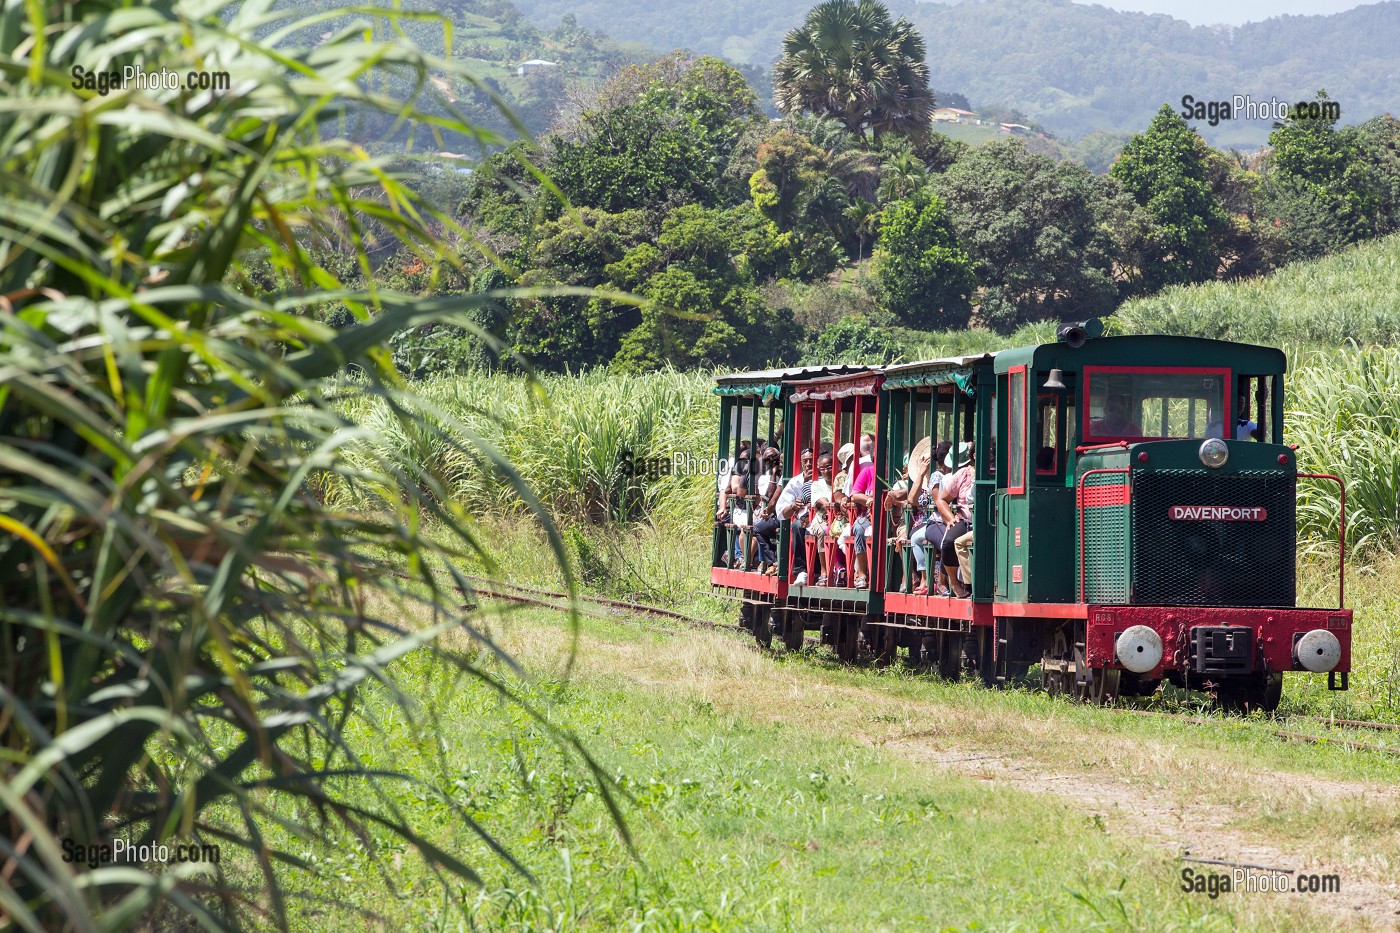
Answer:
[
  {"left": 275, "top": 0, "right": 658, "bottom": 142},
  {"left": 506, "top": 0, "right": 1400, "bottom": 144}
]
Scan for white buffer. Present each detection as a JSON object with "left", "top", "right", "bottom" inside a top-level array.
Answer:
[
  {"left": 1294, "top": 629, "right": 1342, "bottom": 673},
  {"left": 1115, "top": 625, "right": 1164, "bottom": 674}
]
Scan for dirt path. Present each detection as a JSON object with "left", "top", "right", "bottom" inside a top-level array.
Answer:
[
  {"left": 499, "top": 613, "right": 1400, "bottom": 928},
  {"left": 886, "top": 736, "right": 1400, "bottom": 929}
]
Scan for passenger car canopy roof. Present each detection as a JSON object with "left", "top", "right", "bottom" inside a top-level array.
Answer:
[
  {"left": 713, "top": 365, "right": 856, "bottom": 402},
  {"left": 788, "top": 370, "right": 883, "bottom": 401},
  {"left": 881, "top": 353, "right": 994, "bottom": 392}
]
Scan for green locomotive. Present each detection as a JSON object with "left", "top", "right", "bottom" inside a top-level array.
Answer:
[{"left": 711, "top": 325, "right": 1351, "bottom": 711}]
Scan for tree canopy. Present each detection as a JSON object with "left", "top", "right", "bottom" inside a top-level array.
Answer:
[
  {"left": 1110, "top": 104, "right": 1229, "bottom": 292},
  {"left": 872, "top": 188, "right": 974, "bottom": 330}
]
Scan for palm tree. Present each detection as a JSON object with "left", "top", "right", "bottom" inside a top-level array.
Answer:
[
  {"left": 878, "top": 143, "right": 929, "bottom": 202},
  {"left": 843, "top": 198, "right": 880, "bottom": 260},
  {"left": 773, "top": 0, "right": 934, "bottom": 146}
]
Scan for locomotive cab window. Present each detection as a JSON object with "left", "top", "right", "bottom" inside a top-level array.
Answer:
[
  {"left": 1083, "top": 366, "right": 1230, "bottom": 444},
  {"left": 1036, "top": 394, "right": 1060, "bottom": 476}
]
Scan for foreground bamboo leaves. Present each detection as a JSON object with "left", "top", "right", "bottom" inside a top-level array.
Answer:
[{"left": 0, "top": 1, "right": 617, "bottom": 928}]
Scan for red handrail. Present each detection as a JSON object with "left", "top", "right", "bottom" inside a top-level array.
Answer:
[
  {"left": 1077, "top": 467, "right": 1130, "bottom": 602},
  {"left": 1298, "top": 472, "right": 1346, "bottom": 609}
]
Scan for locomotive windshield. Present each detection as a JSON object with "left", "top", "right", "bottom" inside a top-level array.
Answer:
[{"left": 1083, "top": 366, "right": 1229, "bottom": 443}]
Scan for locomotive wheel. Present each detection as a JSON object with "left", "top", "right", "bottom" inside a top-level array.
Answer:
[
  {"left": 1072, "top": 636, "right": 1120, "bottom": 703},
  {"left": 783, "top": 611, "right": 805, "bottom": 652},
  {"left": 755, "top": 608, "right": 776, "bottom": 650},
  {"left": 1042, "top": 627, "right": 1119, "bottom": 703},
  {"left": 1075, "top": 665, "right": 1121, "bottom": 704},
  {"left": 1215, "top": 672, "right": 1283, "bottom": 714},
  {"left": 738, "top": 602, "right": 756, "bottom": 632},
  {"left": 1042, "top": 629, "right": 1075, "bottom": 696}
]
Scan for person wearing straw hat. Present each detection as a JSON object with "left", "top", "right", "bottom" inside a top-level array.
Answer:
[
  {"left": 908, "top": 439, "right": 952, "bottom": 595},
  {"left": 936, "top": 441, "right": 975, "bottom": 598}
]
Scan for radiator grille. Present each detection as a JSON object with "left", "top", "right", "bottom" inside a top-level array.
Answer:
[
  {"left": 1132, "top": 470, "right": 1295, "bottom": 607},
  {"left": 1082, "top": 473, "right": 1129, "bottom": 603}
]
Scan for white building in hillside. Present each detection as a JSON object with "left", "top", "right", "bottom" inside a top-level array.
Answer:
[
  {"left": 516, "top": 59, "right": 558, "bottom": 77},
  {"left": 932, "top": 107, "right": 978, "bottom": 123}
]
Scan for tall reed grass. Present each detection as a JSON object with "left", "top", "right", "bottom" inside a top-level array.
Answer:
[
  {"left": 324, "top": 369, "right": 718, "bottom": 530},
  {"left": 1288, "top": 346, "right": 1400, "bottom": 557},
  {"left": 1111, "top": 232, "right": 1400, "bottom": 346}
]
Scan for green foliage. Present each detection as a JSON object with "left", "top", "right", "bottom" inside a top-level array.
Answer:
[
  {"left": 1354, "top": 115, "right": 1400, "bottom": 238},
  {"left": 0, "top": 1, "right": 619, "bottom": 927},
  {"left": 936, "top": 140, "right": 1120, "bottom": 332},
  {"left": 461, "top": 141, "right": 542, "bottom": 240},
  {"left": 798, "top": 315, "right": 907, "bottom": 365},
  {"left": 547, "top": 102, "right": 721, "bottom": 214},
  {"left": 749, "top": 129, "right": 827, "bottom": 229},
  {"left": 1261, "top": 93, "right": 1376, "bottom": 262},
  {"left": 871, "top": 188, "right": 974, "bottom": 329},
  {"left": 773, "top": 0, "right": 933, "bottom": 142},
  {"left": 546, "top": 54, "right": 761, "bottom": 217},
  {"left": 1111, "top": 105, "right": 1229, "bottom": 292}
]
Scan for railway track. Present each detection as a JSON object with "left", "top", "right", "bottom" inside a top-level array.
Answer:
[
  {"left": 458, "top": 574, "right": 725, "bottom": 631},
  {"left": 1124, "top": 710, "right": 1400, "bottom": 758},
  {"left": 397, "top": 569, "right": 1400, "bottom": 756}
]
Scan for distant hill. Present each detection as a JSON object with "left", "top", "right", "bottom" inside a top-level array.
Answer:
[{"left": 506, "top": 0, "right": 1400, "bottom": 145}]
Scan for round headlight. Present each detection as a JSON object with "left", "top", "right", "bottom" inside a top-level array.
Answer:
[{"left": 1198, "top": 438, "right": 1229, "bottom": 469}]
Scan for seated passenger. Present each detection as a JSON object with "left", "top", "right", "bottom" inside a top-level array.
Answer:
[
  {"left": 910, "top": 440, "right": 952, "bottom": 596},
  {"left": 1090, "top": 394, "right": 1141, "bottom": 437},
  {"left": 752, "top": 447, "right": 783, "bottom": 573},
  {"left": 731, "top": 473, "right": 754, "bottom": 568},
  {"left": 809, "top": 452, "right": 835, "bottom": 583},
  {"left": 767, "top": 448, "right": 815, "bottom": 584},
  {"left": 936, "top": 442, "right": 975, "bottom": 598}
]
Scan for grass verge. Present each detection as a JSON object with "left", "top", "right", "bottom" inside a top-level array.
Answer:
[{"left": 218, "top": 602, "right": 1396, "bottom": 930}]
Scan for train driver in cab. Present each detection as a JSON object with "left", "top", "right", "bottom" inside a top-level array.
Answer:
[{"left": 1090, "top": 394, "right": 1140, "bottom": 437}]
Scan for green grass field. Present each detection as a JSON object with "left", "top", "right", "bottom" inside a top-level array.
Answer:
[{"left": 215, "top": 603, "right": 1398, "bottom": 930}]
